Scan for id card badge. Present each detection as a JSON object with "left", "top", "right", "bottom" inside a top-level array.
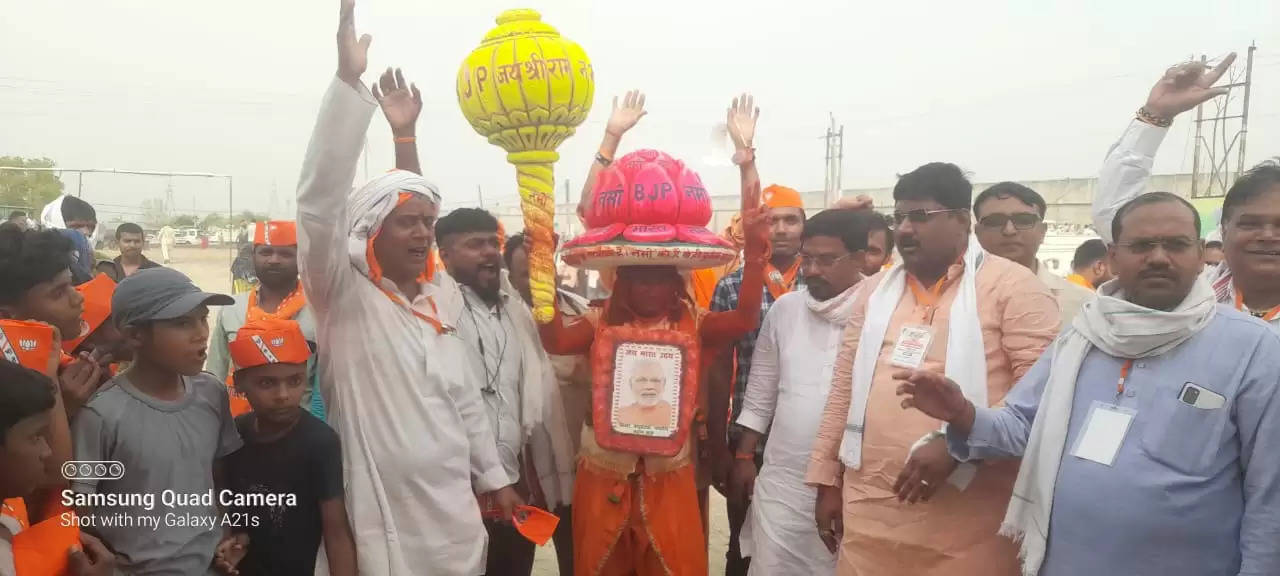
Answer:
[
  {"left": 1070, "top": 401, "right": 1136, "bottom": 467},
  {"left": 890, "top": 325, "right": 933, "bottom": 369}
]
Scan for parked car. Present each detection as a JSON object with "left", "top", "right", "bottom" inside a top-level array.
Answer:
[{"left": 175, "top": 228, "right": 200, "bottom": 246}]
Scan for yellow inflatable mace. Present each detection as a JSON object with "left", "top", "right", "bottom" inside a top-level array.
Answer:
[{"left": 457, "top": 9, "right": 595, "bottom": 323}]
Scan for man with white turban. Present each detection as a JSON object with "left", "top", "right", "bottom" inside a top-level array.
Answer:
[{"left": 295, "top": 2, "right": 520, "bottom": 573}]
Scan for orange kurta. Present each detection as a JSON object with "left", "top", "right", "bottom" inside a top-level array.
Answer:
[
  {"left": 541, "top": 284, "right": 763, "bottom": 575},
  {"left": 561, "top": 308, "right": 709, "bottom": 576},
  {"left": 806, "top": 255, "right": 1060, "bottom": 576}
]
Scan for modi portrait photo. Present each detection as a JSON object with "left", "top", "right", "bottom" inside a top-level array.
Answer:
[{"left": 610, "top": 344, "right": 682, "bottom": 437}]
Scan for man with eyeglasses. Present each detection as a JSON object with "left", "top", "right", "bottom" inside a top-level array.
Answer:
[
  {"left": 974, "top": 182, "right": 1094, "bottom": 323},
  {"left": 1095, "top": 53, "right": 1280, "bottom": 332},
  {"left": 807, "top": 162, "right": 1060, "bottom": 575},
  {"left": 710, "top": 184, "right": 808, "bottom": 576},
  {"left": 899, "top": 190, "right": 1280, "bottom": 576},
  {"left": 727, "top": 209, "right": 878, "bottom": 575}
]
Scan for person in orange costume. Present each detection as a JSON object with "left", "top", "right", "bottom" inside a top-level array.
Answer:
[{"left": 544, "top": 94, "right": 770, "bottom": 576}]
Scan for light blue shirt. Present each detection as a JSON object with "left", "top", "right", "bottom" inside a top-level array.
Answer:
[{"left": 949, "top": 305, "right": 1280, "bottom": 576}]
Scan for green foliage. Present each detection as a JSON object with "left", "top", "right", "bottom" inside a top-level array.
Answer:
[
  {"left": 0, "top": 156, "right": 65, "bottom": 210},
  {"left": 201, "top": 212, "right": 229, "bottom": 230}
]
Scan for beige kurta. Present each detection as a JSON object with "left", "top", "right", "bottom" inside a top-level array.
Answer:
[
  {"left": 1036, "top": 261, "right": 1095, "bottom": 327},
  {"left": 806, "top": 254, "right": 1060, "bottom": 576}
]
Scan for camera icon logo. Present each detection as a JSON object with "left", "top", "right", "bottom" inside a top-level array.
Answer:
[{"left": 62, "top": 461, "right": 125, "bottom": 481}]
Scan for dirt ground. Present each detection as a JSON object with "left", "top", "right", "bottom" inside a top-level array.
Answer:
[{"left": 158, "top": 245, "right": 733, "bottom": 575}]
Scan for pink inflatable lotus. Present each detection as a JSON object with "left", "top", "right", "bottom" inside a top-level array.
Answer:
[{"left": 562, "top": 149, "right": 735, "bottom": 270}]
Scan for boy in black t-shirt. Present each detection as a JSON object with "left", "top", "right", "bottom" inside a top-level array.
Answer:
[{"left": 224, "top": 319, "right": 356, "bottom": 576}]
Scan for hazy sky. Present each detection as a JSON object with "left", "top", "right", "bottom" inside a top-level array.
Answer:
[{"left": 1, "top": 0, "right": 1277, "bottom": 225}]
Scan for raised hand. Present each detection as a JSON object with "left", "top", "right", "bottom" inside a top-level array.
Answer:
[
  {"left": 742, "top": 202, "right": 772, "bottom": 260},
  {"left": 373, "top": 68, "right": 422, "bottom": 137},
  {"left": 1144, "top": 53, "right": 1236, "bottom": 121},
  {"left": 893, "top": 369, "right": 972, "bottom": 428},
  {"left": 833, "top": 194, "right": 875, "bottom": 212},
  {"left": 726, "top": 93, "right": 760, "bottom": 151},
  {"left": 606, "top": 90, "right": 647, "bottom": 138},
  {"left": 336, "top": 0, "right": 372, "bottom": 87}
]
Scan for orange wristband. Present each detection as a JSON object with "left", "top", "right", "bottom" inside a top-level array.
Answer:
[
  {"left": 394, "top": 136, "right": 416, "bottom": 144},
  {"left": 734, "top": 452, "right": 755, "bottom": 461}
]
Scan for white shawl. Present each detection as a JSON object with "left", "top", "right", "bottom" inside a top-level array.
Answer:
[
  {"left": 804, "top": 278, "right": 862, "bottom": 325},
  {"left": 1000, "top": 277, "right": 1217, "bottom": 576},
  {"left": 840, "top": 235, "right": 988, "bottom": 468}
]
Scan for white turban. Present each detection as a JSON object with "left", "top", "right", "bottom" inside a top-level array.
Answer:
[{"left": 346, "top": 170, "right": 441, "bottom": 279}]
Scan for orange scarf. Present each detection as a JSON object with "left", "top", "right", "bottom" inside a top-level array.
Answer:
[
  {"left": 763, "top": 258, "right": 801, "bottom": 301},
  {"left": 1235, "top": 288, "right": 1280, "bottom": 321},
  {"left": 246, "top": 283, "right": 307, "bottom": 323}
]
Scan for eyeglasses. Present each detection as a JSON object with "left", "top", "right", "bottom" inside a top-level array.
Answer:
[
  {"left": 978, "top": 213, "right": 1041, "bottom": 230},
  {"left": 1115, "top": 237, "right": 1197, "bottom": 255},
  {"left": 891, "top": 208, "right": 964, "bottom": 225},
  {"left": 1229, "top": 218, "right": 1280, "bottom": 233},
  {"left": 798, "top": 253, "right": 852, "bottom": 269}
]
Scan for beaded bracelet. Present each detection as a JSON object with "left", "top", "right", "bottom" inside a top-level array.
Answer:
[{"left": 1136, "top": 107, "right": 1172, "bottom": 128}]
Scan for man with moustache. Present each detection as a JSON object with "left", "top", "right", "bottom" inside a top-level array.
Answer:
[
  {"left": 807, "top": 162, "right": 1060, "bottom": 575},
  {"left": 710, "top": 184, "right": 807, "bottom": 576},
  {"left": 1095, "top": 53, "right": 1280, "bottom": 332},
  {"left": 432, "top": 208, "right": 575, "bottom": 576},
  {"left": 900, "top": 192, "right": 1280, "bottom": 576},
  {"left": 294, "top": 2, "right": 522, "bottom": 572},
  {"left": 973, "top": 182, "right": 1093, "bottom": 323},
  {"left": 729, "top": 209, "right": 877, "bottom": 575},
  {"left": 207, "top": 221, "right": 320, "bottom": 417}
]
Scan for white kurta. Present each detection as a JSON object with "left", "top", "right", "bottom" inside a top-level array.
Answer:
[
  {"left": 736, "top": 289, "right": 844, "bottom": 576},
  {"left": 297, "top": 77, "right": 508, "bottom": 575}
]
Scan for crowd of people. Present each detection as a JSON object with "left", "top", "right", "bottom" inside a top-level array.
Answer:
[{"left": 1, "top": 2, "right": 1278, "bottom": 576}]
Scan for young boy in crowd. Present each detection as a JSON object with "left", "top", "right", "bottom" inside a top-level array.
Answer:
[
  {"left": 0, "top": 225, "right": 98, "bottom": 520},
  {"left": 223, "top": 318, "right": 356, "bottom": 576},
  {"left": 0, "top": 226, "right": 84, "bottom": 344},
  {"left": 0, "top": 358, "right": 115, "bottom": 576},
  {"left": 69, "top": 267, "right": 245, "bottom": 575}
]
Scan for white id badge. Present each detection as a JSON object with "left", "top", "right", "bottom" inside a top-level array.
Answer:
[
  {"left": 1070, "top": 402, "right": 1136, "bottom": 467},
  {"left": 890, "top": 325, "right": 933, "bottom": 369}
]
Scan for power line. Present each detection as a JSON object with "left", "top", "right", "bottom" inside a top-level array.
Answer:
[
  {"left": 821, "top": 113, "right": 844, "bottom": 207},
  {"left": 1191, "top": 44, "right": 1256, "bottom": 197}
]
